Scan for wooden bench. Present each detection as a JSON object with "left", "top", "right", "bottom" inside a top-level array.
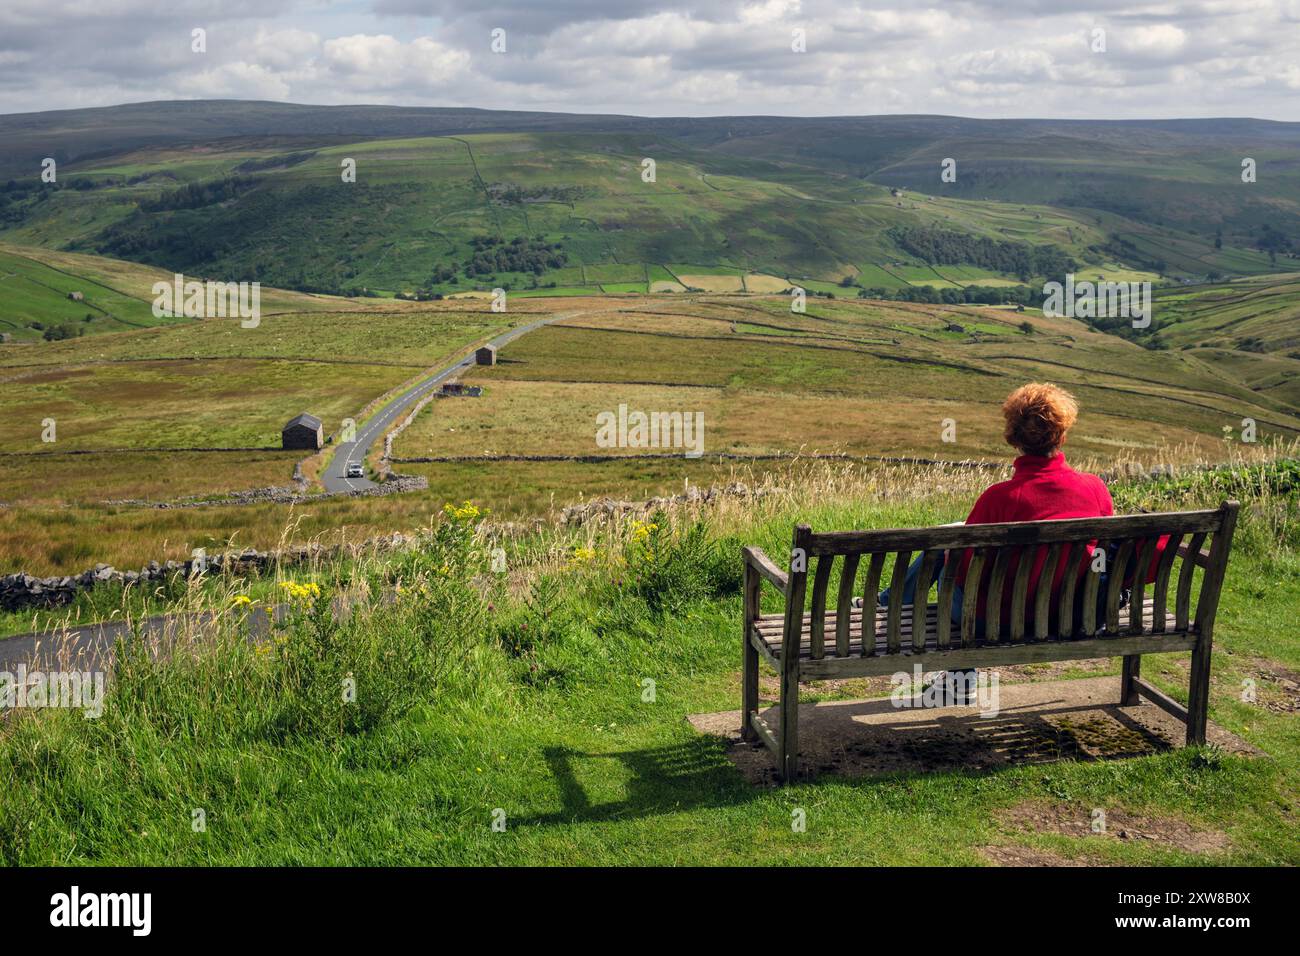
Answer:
[{"left": 741, "top": 501, "right": 1239, "bottom": 781}]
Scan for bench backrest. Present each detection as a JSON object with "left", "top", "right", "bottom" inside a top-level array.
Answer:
[{"left": 785, "top": 501, "right": 1239, "bottom": 658}]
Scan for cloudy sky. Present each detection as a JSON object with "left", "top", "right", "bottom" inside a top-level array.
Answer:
[{"left": 2, "top": 0, "right": 1299, "bottom": 119}]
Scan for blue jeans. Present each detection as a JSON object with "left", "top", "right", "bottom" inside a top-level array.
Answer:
[
  {"left": 877, "top": 552, "right": 964, "bottom": 627},
  {"left": 877, "top": 551, "right": 973, "bottom": 699},
  {"left": 878, "top": 549, "right": 1123, "bottom": 636}
]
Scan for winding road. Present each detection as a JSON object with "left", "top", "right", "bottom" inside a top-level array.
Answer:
[
  {"left": 320, "top": 311, "right": 574, "bottom": 493},
  {"left": 0, "top": 310, "right": 581, "bottom": 659}
]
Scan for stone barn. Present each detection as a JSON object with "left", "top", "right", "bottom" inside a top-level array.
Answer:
[
  {"left": 475, "top": 344, "right": 497, "bottom": 366},
  {"left": 282, "top": 413, "right": 323, "bottom": 451}
]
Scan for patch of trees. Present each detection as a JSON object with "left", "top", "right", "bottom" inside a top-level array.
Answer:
[
  {"left": 1256, "top": 224, "right": 1293, "bottom": 263},
  {"left": 139, "top": 176, "right": 256, "bottom": 213},
  {"left": 887, "top": 226, "right": 1076, "bottom": 279},
  {"left": 0, "top": 180, "right": 57, "bottom": 224},
  {"left": 94, "top": 221, "right": 222, "bottom": 263},
  {"left": 487, "top": 184, "right": 588, "bottom": 205},
  {"left": 42, "top": 323, "right": 84, "bottom": 341},
  {"left": 858, "top": 284, "right": 1036, "bottom": 305},
  {"left": 459, "top": 235, "right": 568, "bottom": 278},
  {"left": 1096, "top": 236, "right": 1166, "bottom": 274}
]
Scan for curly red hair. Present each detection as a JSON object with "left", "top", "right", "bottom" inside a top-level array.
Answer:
[{"left": 1002, "top": 383, "right": 1078, "bottom": 456}]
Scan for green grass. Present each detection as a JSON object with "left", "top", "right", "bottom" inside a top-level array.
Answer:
[
  {"left": 2, "top": 126, "right": 1284, "bottom": 304},
  {"left": 0, "top": 247, "right": 163, "bottom": 339},
  {"left": 2, "top": 463, "right": 1296, "bottom": 865}
]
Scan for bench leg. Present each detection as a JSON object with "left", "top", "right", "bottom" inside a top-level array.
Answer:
[
  {"left": 779, "top": 663, "right": 799, "bottom": 782},
  {"left": 1120, "top": 654, "right": 1141, "bottom": 706},
  {"left": 741, "top": 631, "right": 759, "bottom": 742},
  {"left": 1186, "top": 634, "right": 1213, "bottom": 746},
  {"left": 741, "top": 563, "right": 760, "bottom": 742}
]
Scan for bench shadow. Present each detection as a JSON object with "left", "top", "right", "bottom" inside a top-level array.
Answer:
[
  {"left": 508, "top": 696, "right": 1176, "bottom": 828},
  {"left": 762, "top": 696, "right": 1176, "bottom": 781},
  {"left": 510, "top": 738, "right": 753, "bottom": 826}
]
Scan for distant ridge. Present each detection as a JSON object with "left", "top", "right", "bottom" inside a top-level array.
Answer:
[{"left": 3, "top": 99, "right": 1299, "bottom": 176}]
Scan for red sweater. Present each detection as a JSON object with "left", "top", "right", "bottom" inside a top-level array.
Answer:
[{"left": 957, "top": 453, "right": 1117, "bottom": 624}]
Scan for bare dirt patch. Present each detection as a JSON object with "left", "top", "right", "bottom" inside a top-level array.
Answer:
[
  {"left": 978, "top": 844, "right": 1095, "bottom": 867},
  {"left": 691, "top": 676, "right": 1257, "bottom": 786},
  {"left": 1247, "top": 658, "right": 1300, "bottom": 714},
  {"left": 993, "top": 802, "right": 1232, "bottom": 855}
]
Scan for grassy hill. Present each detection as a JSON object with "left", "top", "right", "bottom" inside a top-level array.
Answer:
[
  {"left": 0, "top": 242, "right": 384, "bottom": 342},
  {"left": 2, "top": 103, "right": 1295, "bottom": 300},
  {"left": 5, "top": 281, "right": 1297, "bottom": 577},
  {"left": 2, "top": 457, "right": 1297, "bottom": 865},
  {"left": 385, "top": 291, "right": 1300, "bottom": 514}
]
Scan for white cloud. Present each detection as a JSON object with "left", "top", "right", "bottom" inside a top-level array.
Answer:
[
  {"left": 1115, "top": 23, "right": 1188, "bottom": 58},
  {"left": 175, "top": 61, "right": 292, "bottom": 99},
  {"left": 0, "top": 0, "right": 1298, "bottom": 118}
]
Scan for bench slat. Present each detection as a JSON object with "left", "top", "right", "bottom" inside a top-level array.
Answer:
[
  {"left": 1151, "top": 532, "right": 1183, "bottom": 634},
  {"left": 834, "top": 553, "right": 861, "bottom": 657},
  {"left": 1009, "top": 545, "right": 1035, "bottom": 642},
  {"left": 1080, "top": 539, "right": 1107, "bottom": 636},
  {"left": 984, "top": 547, "right": 1012, "bottom": 643},
  {"left": 1033, "top": 542, "right": 1063, "bottom": 641},
  {"left": 754, "top": 596, "right": 1188, "bottom": 660},
  {"left": 1175, "top": 531, "right": 1206, "bottom": 632},
  {"left": 910, "top": 551, "right": 939, "bottom": 654},
  {"left": 886, "top": 550, "right": 911, "bottom": 654},
  {"left": 808, "top": 554, "right": 834, "bottom": 660},
  {"left": 1105, "top": 539, "right": 1135, "bottom": 634},
  {"left": 961, "top": 550, "right": 986, "bottom": 647},
  {"left": 1130, "top": 536, "right": 1160, "bottom": 634},
  {"left": 861, "top": 552, "right": 886, "bottom": 657},
  {"left": 1056, "top": 541, "right": 1084, "bottom": 639},
  {"left": 935, "top": 554, "right": 959, "bottom": 649}
]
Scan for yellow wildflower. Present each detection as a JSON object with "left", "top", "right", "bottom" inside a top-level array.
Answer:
[
  {"left": 443, "top": 500, "right": 485, "bottom": 522},
  {"left": 278, "top": 580, "right": 321, "bottom": 603}
]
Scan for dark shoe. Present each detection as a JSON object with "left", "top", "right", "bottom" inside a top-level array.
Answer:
[{"left": 924, "top": 669, "right": 976, "bottom": 706}]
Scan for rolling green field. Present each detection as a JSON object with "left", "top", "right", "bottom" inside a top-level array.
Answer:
[
  {"left": 3, "top": 459, "right": 1297, "bottom": 866},
  {"left": 2, "top": 104, "right": 1299, "bottom": 870},
  {"left": 1, "top": 119, "right": 1287, "bottom": 305},
  {"left": 1, "top": 104, "right": 1298, "bottom": 578},
  {"left": 5, "top": 252, "right": 1300, "bottom": 575}
]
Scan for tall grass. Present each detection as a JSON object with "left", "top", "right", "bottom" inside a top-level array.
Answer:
[{"left": 1, "top": 450, "right": 1296, "bottom": 864}]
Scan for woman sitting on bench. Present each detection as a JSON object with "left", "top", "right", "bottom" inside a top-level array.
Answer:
[{"left": 878, "top": 382, "right": 1116, "bottom": 702}]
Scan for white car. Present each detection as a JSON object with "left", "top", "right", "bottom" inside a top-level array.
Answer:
[{"left": 346, "top": 462, "right": 364, "bottom": 478}]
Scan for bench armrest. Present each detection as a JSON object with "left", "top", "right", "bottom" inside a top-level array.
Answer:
[{"left": 743, "top": 546, "right": 789, "bottom": 592}]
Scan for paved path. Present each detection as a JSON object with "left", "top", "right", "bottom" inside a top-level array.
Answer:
[
  {"left": 0, "top": 311, "right": 583, "bottom": 657},
  {"left": 0, "top": 609, "right": 263, "bottom": 673},
  {"left": 321, "top": 312, "right": 574, "bottom": 492}
]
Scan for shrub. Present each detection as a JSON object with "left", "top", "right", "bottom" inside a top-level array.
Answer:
[{"left": 620, "top": 511, "right": 740, "bottom": 615}]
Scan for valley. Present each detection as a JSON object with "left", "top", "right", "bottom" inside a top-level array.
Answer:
[{"left": 1, "top": 103, "right": 1298, "bottom": 578}]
